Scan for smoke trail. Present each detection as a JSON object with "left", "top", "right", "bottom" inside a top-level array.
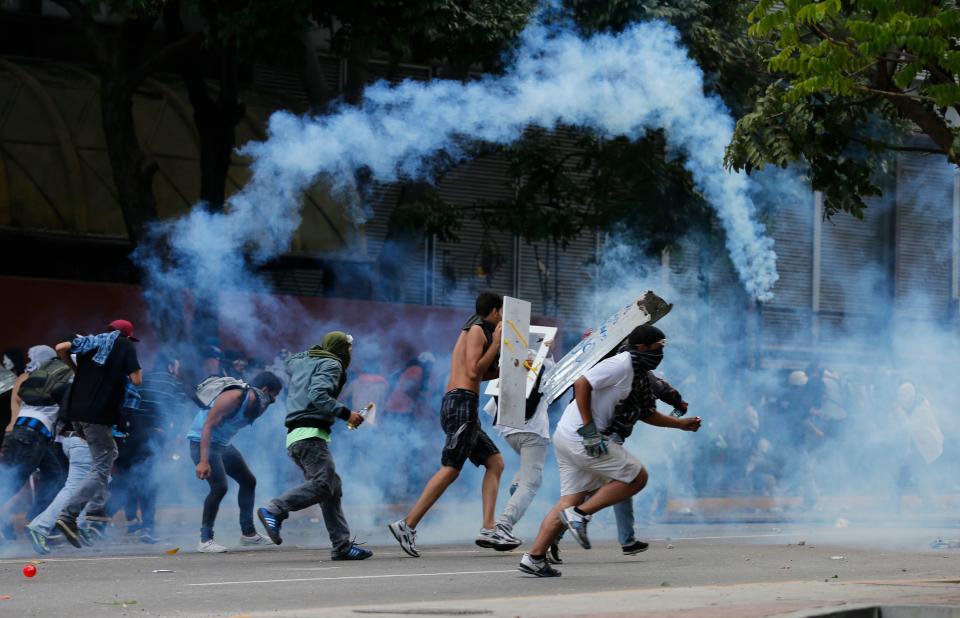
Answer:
[{"left": 144, "top": 15, "right": 778, "bottom": 307}]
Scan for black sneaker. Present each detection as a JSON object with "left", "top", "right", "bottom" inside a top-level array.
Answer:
[
  {"left": 518, "top": 553, "right": 561, "bottom": 577},
  {"left": 622, "top": 540, "right": 649, "bottom": 555},
  {"left": 55, "top": 519, "right": 83, "bottom": 548},
  {"left": 547, "top": 542, "right": 563, "bottom": 565},
  {"left": 257, "top": 507, "right": 283, "bottom": 545},
  {"left": 332, "top": 543, "right": 373, "bottom": 561}
]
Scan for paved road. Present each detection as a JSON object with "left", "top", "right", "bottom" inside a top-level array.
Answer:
[{"left": 1, "top": 523, "right": 958, "bottom": 617}]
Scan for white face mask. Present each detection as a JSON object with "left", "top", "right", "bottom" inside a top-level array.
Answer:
[
  {"left": 2, "top": 355, "right": 12, "bottom": 371},
  {"left": 897, "top": 382, "right": 917, "bottom": 410}
]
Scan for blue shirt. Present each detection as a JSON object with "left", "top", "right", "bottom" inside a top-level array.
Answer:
[{"left": 186, "top": 389, "right": 252, "bottom": 447}]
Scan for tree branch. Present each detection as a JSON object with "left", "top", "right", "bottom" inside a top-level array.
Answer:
[
  {"left": 126, "top": 31, "right": 202, "bottom": 89},
  {"left": 50, "top": 0, "right": 110, "bottom": 66}
]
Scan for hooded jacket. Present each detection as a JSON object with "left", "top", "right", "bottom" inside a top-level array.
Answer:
[{"left": 283, "top": 333, "right": 353, "bottom": 432}]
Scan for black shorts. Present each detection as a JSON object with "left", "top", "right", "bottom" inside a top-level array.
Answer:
[{"left": 440, "top": 389, "right": 499, "bottom": 470}]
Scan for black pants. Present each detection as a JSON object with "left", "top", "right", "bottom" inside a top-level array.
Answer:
[
  {"left": 189, "top": 441, "right": 256, "bottom": 542},
  {"left": 110, "top": 422, "right": 164, "bottom": 529},
  {"left": 1, "top": 424, "right": 65, "bottom": 521}
]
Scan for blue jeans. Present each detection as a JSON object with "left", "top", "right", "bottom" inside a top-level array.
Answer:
[
  {"left": 610, "top": 433, "right": 636, "bottom": 546},
  {"left": 29, "top": 436, "right": 94, "bottom": 536},
  {"left": 59, "top": 423, "right": 117, "bottom": 523}
]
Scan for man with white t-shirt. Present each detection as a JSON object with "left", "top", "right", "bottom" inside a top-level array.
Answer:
[
  {"left": 1, "top": 345, "right": 71, "bottom": 535},
  {"left": 518, "top": 325, "right": 701, "bottom": 577}
]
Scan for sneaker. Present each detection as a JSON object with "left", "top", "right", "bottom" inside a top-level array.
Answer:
[
  {"left": 559, "top": 507, "right": 591, "bottom": 550},
  {"left": 26, "top": 527, "right": 51, "bottom": 555},
  {"left": 55, "top": 519, "right": 83, "bottom": 549},
  {"left": 256, "top": 507, "right": 283, "bottom": 545},
  {"left": 475, "top": 525, "right": 522, "bottom": 551},
  {"left": 139, "top": 529, "right": 158, "bottom": 544},
  {"left": 495, "top": 523, "right": 522, "bottom": 550},
  {"left": 546, "top": 542, "right": 563, "bottom": 565},
  {"left": 388, "top": 519, "right": 420, "bottom": 558},
  {"left": 197, "top": 540, "right": 228, "bottom": 553},
  {"left": 240, "top": 532, "right": 273, "bottom": 546},
  {"left": 332, "top": 543, "right": 373, "bottom": 561},
  {"left": 518, "top": 553, "right": 561, "bottom": 577},
  {"left": 126, "top": 522, "right": 142, "bottom": 536},
  {"left": 77, "top": 527, "right": 96, "bottom": 546},
  {"left": 622, "top": 540, "right": 649, "bottom": 555}
]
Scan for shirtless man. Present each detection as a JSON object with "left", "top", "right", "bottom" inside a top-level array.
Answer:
[{"left": 389, "top": 291, "right": 517, "bottom": 557}]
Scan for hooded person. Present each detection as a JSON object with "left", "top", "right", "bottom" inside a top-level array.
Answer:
[
  {"left": 256, "top": 331, "right": 372, "bottom": 561},
  {"left": 186, "top": 370, "right": 283, "bottom": 553},
  {"left": 0, "top": 344, "right": 71, "bottom": 539},
  {"left": 517, "top": 323, "right": 702, "bottom": 577}
]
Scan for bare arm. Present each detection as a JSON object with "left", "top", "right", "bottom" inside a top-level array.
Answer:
[
  {"left": 55, "top": 341, "right": 76, "bottom": 372},
  {"left": 573, "top": 375, "right": 594, "bottom": 426},
  {"left": 6, "top": 373, "right": 27, "bottom": 433},
  {"left": 642, "top": 410, "right": 701, "bottom": 431},
  {"left": 129, "top": 369, "right": 143, "bottom": 386},
  {"left": 196, "top": 390, "right": 243, "bottom": 479},
  {"left": 465, "top": 323, "right": 502, "bottom": 382}
]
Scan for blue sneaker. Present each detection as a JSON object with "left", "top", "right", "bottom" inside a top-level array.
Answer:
[
  {"left": 559, "top": 506, "right": 591, "bottom": 550},
  {"left": 26, "top": 527, "right": 51, "bottom": 555},
  {"left": 256, "top": 507, "right": 283, "bottom": 545},
  {"left": 332, "top": 543, "right": 373, "bottom": 561}
]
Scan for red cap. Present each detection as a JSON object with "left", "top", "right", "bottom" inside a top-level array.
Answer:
[{"left": 109, "top": 319, "right": 139, "bottom": 342}]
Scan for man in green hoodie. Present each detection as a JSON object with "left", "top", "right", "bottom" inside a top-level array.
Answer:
[{"left": 256, "top": 331, "right": 371, "bottom": 560}]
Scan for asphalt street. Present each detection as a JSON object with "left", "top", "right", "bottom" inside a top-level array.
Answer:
[{"left": 1, "top": 523, "right": 959, "bottom": 617}]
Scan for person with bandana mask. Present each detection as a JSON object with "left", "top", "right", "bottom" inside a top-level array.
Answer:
[
  {"left": 256, "top": 332, "right": 372, "bottom": 561},
  {"left": 187, "top": 371, "right": 282, "bottom": 553},
  {"left": 518, "top": 324, "right": 702, "bottom": 577}
]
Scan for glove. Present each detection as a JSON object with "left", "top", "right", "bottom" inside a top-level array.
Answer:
[{"left": 577, "top": 421, "right": 608, "bottom": 457}]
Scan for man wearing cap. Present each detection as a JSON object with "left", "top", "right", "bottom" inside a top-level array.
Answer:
[
  {"left": 256, "top": 332, "right": 372, "bottom": 560},
  {"left": 52, "top": 320, "right": 142, "bottom": 547},
  {"left": 518, "top": 324, "right": 701, "bottom": 577}
]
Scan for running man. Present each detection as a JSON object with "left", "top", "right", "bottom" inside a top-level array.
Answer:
[
  {"left": 518, "top": 324, "right": 701, "bottom": 577},
  {"left": 256, "top": 331, "right": 372, "bottom": 561},
  {"left": 389, "top": 291, "right": 516, "bottom": 556}
]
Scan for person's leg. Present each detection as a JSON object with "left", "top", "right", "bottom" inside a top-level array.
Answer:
[
  {"left": 404, "top": 467, "right": 460, "bottom": 529},
  {"left": 480, "top": 453, "right": 504, "bottom": 530},
  {"left": 30, "top": 437, "right": 93, "bottom": 536},
  {"left": 497, "top": 433, "right": 548, "bottom": 530},
  {"left": 529, "top": 492, "right": 589, "bottom": 555},
  {"left": 137, "top": 435, "right": 161, "bottom": 532},
  {"left": 576, "top": 469, "right": 648, "bottom": 516},
  {"left": 190, "top": 441, "right": 228, "bottom": 542},
  {"left": 221, "top": 445, "right": 257, "bottom": 537},
  {"left": 613, "top": 497, "right": 636, "bottom": 546},
  {"left": 58, "top": 423, "right": 117, "bottom": 523},
  {"left": 30, "top": 440, "right": 66, "bottom": 520},
  {"left": 0, "top": 427, "right": 43, "bottom": 510}
]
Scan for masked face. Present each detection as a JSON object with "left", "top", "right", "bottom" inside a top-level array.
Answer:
[
  {"left": 2, "top": 355, "right": 12, "bottom": 371},
  {"left": 245, "top": 388, "right": 276, "bottom": 422},
  {"left": 897, "top": 382, "right": 917, "bottom": 411}
]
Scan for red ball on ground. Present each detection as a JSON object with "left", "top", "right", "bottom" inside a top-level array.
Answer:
[{"left": 22, "top": 564, "right": 36, "bottom": 578}]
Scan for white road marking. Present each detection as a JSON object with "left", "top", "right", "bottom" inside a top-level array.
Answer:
[
  {"left": 285, "top": 567, "right": 341, "bottom": 571},
  {"left": 188, "top": 569, "right": 517, "bottom": 586},
  {"left": 0, "top": 555, "right": 159, "bottom": 565}
]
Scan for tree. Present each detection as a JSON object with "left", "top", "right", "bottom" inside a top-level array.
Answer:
[
  {"left": 727, "top": 0, "right": 960, "bottom": 217},
  {"left": 50, "top": 0, "right": 200, "bottom": 241}
]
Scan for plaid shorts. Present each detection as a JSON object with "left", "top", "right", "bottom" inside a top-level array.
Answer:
[{"left": 440, "top": 389, "right": 499, "bottom": 470}]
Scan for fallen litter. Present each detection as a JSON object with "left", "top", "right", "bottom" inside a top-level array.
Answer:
[
  {"left": 666, "top": 544, "right": 675, "bottom": 549},
  {"left": 164, "top": 548, "right": 180, "bottom": 555},
  {"left": 830, "top": 556, "right": 845, "bottom": 560},
  {"left": 797, "top": 540, "right": 806, "bottom": 546},
  {"left": 835, "top": 518, "right": 850, "bottom": 529},
  {"left": 0, "top": 595, "right": 10, "bottom": 600},
  {"left": 152, "top": 569, "right": 175, "bottom": 573},
  {"left": 931, "top": 538, "right": 960, "bottom": 549}
]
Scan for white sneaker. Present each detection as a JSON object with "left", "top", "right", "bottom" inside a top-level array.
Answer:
[
  {"left": 197, "top": 540, "right": 228, "bottom": 553},
  {"left": 240, "top": 533, "right": 273, "bottom": 546},
  {"left": 388, "top": 519, "right": 420, "bottom": 557},
  {"left": 476, "top": 526, "right": 522, "bottom": 551}
]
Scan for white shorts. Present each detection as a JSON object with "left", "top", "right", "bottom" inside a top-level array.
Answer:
[{"left": 554, "top": 433, "right": 644, "bottom": 497}]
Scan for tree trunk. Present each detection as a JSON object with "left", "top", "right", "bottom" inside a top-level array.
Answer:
[{"left": 100, "top": 76, "right": 159, "bottom": 242}]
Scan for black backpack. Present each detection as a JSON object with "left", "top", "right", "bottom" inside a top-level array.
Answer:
[{"left": 19, "top": 359, "right": 72, "bottom": 406}]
